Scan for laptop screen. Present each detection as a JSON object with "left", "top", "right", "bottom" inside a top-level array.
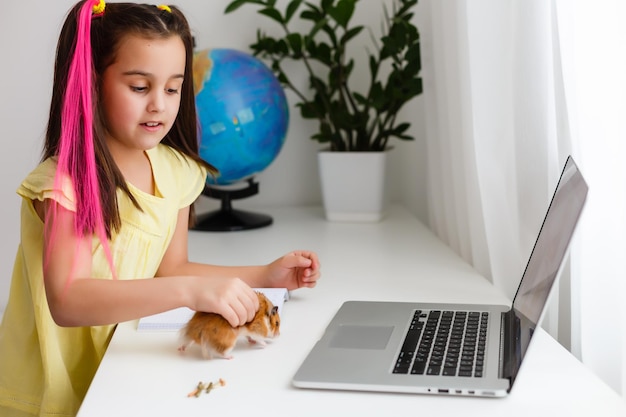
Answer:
[{"left": 510, "top": 156, "right": 588, "bottom": 369}]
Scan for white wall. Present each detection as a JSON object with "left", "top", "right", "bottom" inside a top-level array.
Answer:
[{"left": 0, "top": 0, "right": 428, "bottom": 312}]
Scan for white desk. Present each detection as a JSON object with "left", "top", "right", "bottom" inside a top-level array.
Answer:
[{"left": 78, "top": 206, "right": 626, "bottom": 417}]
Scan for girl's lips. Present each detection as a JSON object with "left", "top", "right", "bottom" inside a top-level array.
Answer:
[{"left": 141, "top": 122, "right": 162, "bottom": 132}]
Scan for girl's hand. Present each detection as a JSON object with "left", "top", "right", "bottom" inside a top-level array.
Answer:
[
  {"left": 266, "top": 251, "right": 321, "bottom": 291},
  {"left": 188, "top": 276, "right": 259, "bottom": 327}
]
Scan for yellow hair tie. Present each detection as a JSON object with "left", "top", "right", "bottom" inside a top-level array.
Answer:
[
  {"left": 157, "top": 4, "right": 171, "bottom": 13},
  {"left": 92, "top": 0, "right": 106, "bottom": 15}
]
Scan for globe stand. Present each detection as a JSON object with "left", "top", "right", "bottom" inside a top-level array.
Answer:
[{"left": 193, "top": 178, "right": 273, "bottom": 232}]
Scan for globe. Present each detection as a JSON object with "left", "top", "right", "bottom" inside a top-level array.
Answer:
[{"left": 193, "top": 48, "right": 289, "bottom": 186}]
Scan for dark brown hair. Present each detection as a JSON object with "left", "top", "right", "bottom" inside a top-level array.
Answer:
[{"left": 44, "top": 1, "right": 215, "bottom": 237}]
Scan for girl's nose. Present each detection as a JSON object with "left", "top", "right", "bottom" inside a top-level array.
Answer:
[{"left": 147, "top": 91, "right": 165, "bottom": 113}]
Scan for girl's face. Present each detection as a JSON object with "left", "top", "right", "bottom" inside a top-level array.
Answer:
[{"left": 101, "top": 34, "right": 186, "bottom": 157}]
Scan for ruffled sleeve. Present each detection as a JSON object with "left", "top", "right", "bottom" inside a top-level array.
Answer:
[{"left": 17, "top": 158, "right": 76, "bottom": 212}]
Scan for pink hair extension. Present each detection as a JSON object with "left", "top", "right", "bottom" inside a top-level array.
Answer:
[{"left": 51, "top": 0, "right": 117, "bottom": 280}]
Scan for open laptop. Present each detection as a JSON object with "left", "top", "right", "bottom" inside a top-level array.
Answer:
[{"left": 292, "top": 156, "right": 588, "bottom": 397}]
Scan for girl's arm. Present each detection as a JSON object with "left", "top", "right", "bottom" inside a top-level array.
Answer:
[
  {"left": 41, "top": 201, "right": 258, "bottom": 328},
  {"left": 155, "top": 208, "right": 321, "bottom": 290}
]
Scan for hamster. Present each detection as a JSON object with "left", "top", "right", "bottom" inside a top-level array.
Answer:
[{"left": 178, "top": 291, "right": 280, "bottom": 359}]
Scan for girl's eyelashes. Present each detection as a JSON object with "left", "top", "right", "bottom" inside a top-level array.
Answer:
[{"left": 129, "top": 86, "right": 180, "bottom": 94}]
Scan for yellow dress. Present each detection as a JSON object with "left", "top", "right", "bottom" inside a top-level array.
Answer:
[{"left": 0, "top": 144, "right": 207, "bottom": 417}]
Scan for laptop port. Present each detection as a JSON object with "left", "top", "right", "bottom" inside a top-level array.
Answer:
[{"left": 438, "top": 389, "right": 449, "bottom": 394}]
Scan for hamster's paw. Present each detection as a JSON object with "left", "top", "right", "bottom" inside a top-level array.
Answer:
[
  {"left": 200, "top": 346, "right": 214, "bottom": 360},
  {"left": 216, "top": 350, "right": 233, "bottom": 360},
  {"left": 214, "top": 347, "right": 234, "bottom": 360},
  {"left": 246, "top": 336, "right": 267, "bottom": 347}
]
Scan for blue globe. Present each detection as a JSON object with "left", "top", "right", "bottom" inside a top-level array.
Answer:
[{"left": 193, "top": 48, "right": 289, "bottom": 185}]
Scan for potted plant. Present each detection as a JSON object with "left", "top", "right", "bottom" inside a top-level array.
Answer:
[{"left": 225, "top": 0, "right": 422, "bottom": 221}]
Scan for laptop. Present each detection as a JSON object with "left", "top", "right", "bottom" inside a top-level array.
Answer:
[{"left": 292, "top": 156, "right": 588, "bottom": 397}]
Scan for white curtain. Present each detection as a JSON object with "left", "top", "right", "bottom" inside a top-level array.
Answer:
[
  {"left": 559, "top": 0, "right": 626, "bottom": 397},
  {"left": 420, "top": 0, "right": 625, "bottom": 396}
]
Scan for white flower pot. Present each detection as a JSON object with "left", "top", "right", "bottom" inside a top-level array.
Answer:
[{"left": 317, "top": 150, "right": 391, "bottom": 222}]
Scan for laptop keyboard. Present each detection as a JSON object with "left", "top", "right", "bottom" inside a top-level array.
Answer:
[{"left": 392, "top": 310, "right": 489, "bottom": 377}]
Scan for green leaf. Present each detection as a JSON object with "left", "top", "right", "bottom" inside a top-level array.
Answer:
[
  {"left": 405, "top": 43, "right": 421, "bottom": 73},
  {"left": 310, "top": 76, "right": 329, "bottom": 100},
  {"left": 320, "top": 120, "right": 333, "bottom": 136},
  {"left": 320, "top": 26, "right": 339, "bottom": 48},
  {"left": 309, "top": 17, "right": 328, "bottom": 37},
  {"left": 340, "top": 26, "right": 363, "bottom": 45},
  {"left": 392, "top": 122, "right": 411, "bottom": 135},
  {"left": 304, "top": 37, "right": 317, "bottom": 55},
  {"left": 285, "top": 0, "right": 303, "bottom": 22},
  {"left": 320, "top": 0, "right": 335, "bottom": 13},
  {"left": 328, "top": 0, "right": 355, "bottom": 28},
  {"left": 369, "top": 82, "right": 385, "bottom": 109},
  {"left": 301, "top": 2, "right": 323, "bottom": 21},
  {"left": 277, "top": 72, "right": 290, "bottom": 84},
  {"left": 259, "top": 7, "right": 284, "bottom": 24},
  {"left": 353, "top": 91, "right": 367, "bottom": 105},
  {"left": 369, "top": 55, "right": 379, "bottom": 80},
  {"left": 311, "top": 132, "right": 331, "bottom": 143},
  {"left": 276, "top": 39, "right": 290, "bottom": 55},
  {"left": 394, "top": 132, "right": 415, "bottom": 141},
  {"left": 286, "top": 33, "right": 303, "bottom": 56},
  {"left": 315, "top": 43, "right": 332, "bottom": 66},
  {"left": 297, "top": 102, "right": 318, "bottom": 119},
  {"left": 224, "top": 0, "right": 252, "bottom": 14}
]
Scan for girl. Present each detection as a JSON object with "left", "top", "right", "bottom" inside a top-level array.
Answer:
[{"left": 0, "top": 1, "right": 320, "bottom": 416}]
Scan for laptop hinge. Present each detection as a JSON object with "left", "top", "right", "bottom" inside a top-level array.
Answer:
[{"left": 499, "top": 309, "right": 520, "bottom": 385}]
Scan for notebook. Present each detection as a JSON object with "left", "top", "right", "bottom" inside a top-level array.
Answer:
[
  {"left": 292, "top": 156, "right": 588, "bottom": 397},
  {"left": 137, "top": 288, "right": 289, "bottom": 331}
]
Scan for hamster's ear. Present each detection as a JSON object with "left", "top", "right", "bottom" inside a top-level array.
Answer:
[{"left": 271, "top": 306, "right": 278, "bottom": 315}]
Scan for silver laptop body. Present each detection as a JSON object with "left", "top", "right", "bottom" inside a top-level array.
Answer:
[{"left": 292, "top": 156, "right": 588, "bottom": 397}]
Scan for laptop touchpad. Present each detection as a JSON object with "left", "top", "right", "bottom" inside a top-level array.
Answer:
[{"left": 329, "top": 325, "right": 394, "bottom": 350}]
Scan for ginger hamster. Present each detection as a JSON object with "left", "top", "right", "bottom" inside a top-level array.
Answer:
[{"left": 178, "top": 291, "right": 280, "bottom": 359}]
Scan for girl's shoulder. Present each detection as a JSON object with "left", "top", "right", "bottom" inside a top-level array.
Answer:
[
  {"left": 17, "top": 157, "right": 76, "bottom": 210},
  {"left": 23, "top": 157, "right": 58, "bottom": 183}
]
